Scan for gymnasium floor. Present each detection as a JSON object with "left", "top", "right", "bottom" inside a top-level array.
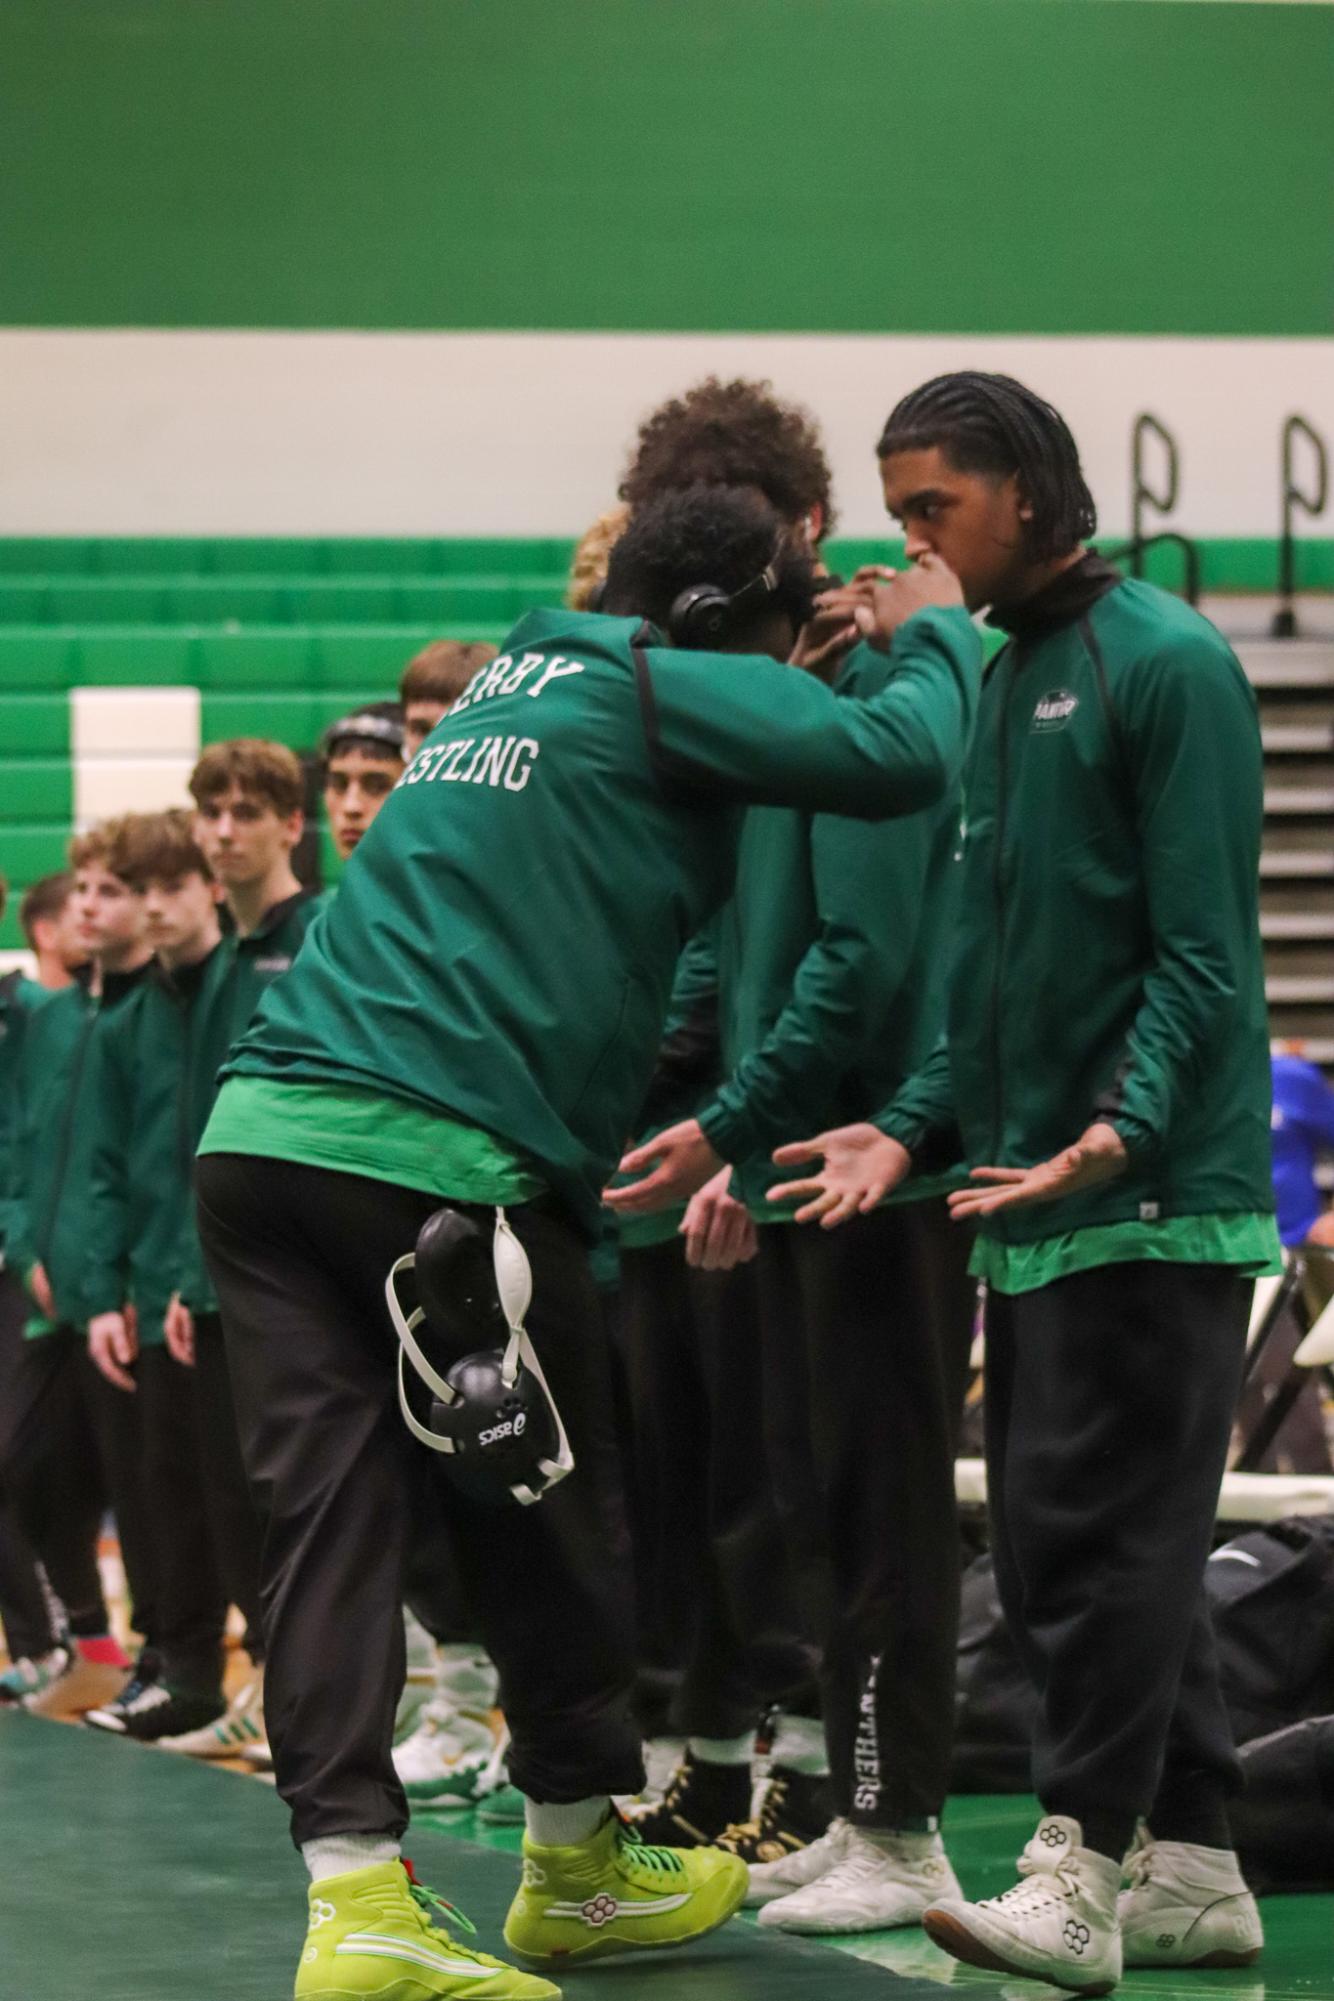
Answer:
[{"left": 4, "top": 1707, "right": 1328, "bottom": 2001}]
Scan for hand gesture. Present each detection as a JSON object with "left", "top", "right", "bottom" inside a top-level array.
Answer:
[
  {"left": 88, "top": 1309, "right": 139, "bottom": 1392},
  {"left": 851, "top": 554, "right": 965, "bottom": 652},
  {"left": 789, "top": 583, "right": 874, "bottom": 681},
  {"left": 767, "top": 1123, "right": 913, "bottom": 1228},
  {"left": 681, "top": 1167, "right": 758, "bottom": 1271},
  {"left": 604, "top": 1119, "right": 724, "bottom": 1217},
  {"left": 947, "top": 1122, "right": 1128, "bottom": 1221}
]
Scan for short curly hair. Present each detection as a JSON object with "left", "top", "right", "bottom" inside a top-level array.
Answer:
[
  {"left": 602, "top": 484, "right": 816, "bottom": 641},
  {"left": 619, "top": 378, "right": 836, "bottom": 539}
]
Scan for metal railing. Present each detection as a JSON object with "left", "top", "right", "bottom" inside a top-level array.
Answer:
[
  {"left": 1104, "top": 413, "right": 1202, "bottom": 606},
  {"left": 1272, "top": 414, "right": 1330, "bottom": 638}
]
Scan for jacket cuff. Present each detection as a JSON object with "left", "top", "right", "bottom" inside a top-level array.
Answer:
[{"left": 696, "top": 1095, "right": 759, "bottom": 1166}]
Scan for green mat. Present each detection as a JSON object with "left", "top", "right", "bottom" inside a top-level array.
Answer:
[{"left": 1, "top": 1710, "right": 924, "bottom": 2000}]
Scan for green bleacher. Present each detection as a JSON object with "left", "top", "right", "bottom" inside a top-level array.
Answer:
[{"left": 0, "top": 539, "right": 578, "bottom": 951}]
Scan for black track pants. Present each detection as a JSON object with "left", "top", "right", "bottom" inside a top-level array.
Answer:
[
  {"left": 137, "top": 1346, "right": 228, "bottom": 1693},
  {"left": 0, "top": 1272, "right": 60, "bottom": 1659},
  {"left": 192, "top": 1312, "right": 267, "bottom": 1664},
  {"left": 756, "top": 1200, "right": 976, "bottom": 1825},
  {"left": 984, "top": 1261, "right": 1248, "bottom": 1830},
  {"left": 196, "top": 1152, "right": 644, "bottom": 1847},
  {"left": 613, "top": 1238, "right": 818, "bottom": 1740},
  {"left": 0, "top": 1323, "right": 155, "bottom": 1643}
]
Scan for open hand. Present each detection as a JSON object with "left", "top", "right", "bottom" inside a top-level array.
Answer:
[
  {"left": 604, "top": 1119, "right": 724, "bottom": 1217},
  {"left": 767, "top": 1123, "right": 912, "bottom": 1228},
  {"left": 947, "top": 1122, "right": 1128, "bottom": 1221}
]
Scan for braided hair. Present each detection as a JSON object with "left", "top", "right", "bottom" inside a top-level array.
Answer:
[{"left": 877, "top": 372, "right": 1096, "bottom": 561}]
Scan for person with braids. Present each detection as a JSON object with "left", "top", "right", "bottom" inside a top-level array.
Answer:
[{"left": 770, "top": 372, "right": 1274, "bottom": 1994}]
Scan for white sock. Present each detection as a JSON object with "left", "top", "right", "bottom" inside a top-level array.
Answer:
[
  {"left": 525, "top": 1796, "right": 610, "bottom": 1846},
  {"left": 688, "top": 1733, "right": 754, "bottom": 1767},
  {"left": 303, "top": 1834, "right": 400, "bottom": 1882},
  {"left": 768, "top": 1713, "right": 830, "bottom": 1776}
]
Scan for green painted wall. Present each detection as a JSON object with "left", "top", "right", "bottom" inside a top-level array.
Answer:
[{"left": 3, "top": 1, "right": 1330, "bottom": 336}]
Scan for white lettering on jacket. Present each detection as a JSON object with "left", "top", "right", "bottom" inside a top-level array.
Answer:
[
  {"left": 402, "top": 735, "right": 539, "bottom": 793},
  {"left": 450, "top": 652, "right": 584, "bottom": 717}
]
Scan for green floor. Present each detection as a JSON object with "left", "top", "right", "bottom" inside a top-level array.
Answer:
[{"left": 3, "top": 1710, "right": 1329, "bottom": 2000}]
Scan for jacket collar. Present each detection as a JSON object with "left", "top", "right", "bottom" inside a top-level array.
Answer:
[
  {"left": 237, "top": 889, "right": 311, "bottom": 950},
  {"left": 988, "top": 551, "right": 1122, "bottom": 639},
  {"left": 101, "top": 958, "right": 154, "bottom": 1007}
]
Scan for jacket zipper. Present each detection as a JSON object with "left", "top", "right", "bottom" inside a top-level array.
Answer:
[
  {"left": 36, "top": 1007, "right": 96, "bottom": 1266},
  {"left": 988, "top": 645, "right": 1022, "bottom": 1169}
]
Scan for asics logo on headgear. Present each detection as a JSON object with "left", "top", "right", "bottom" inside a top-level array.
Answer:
[{"left": 478, "top": 1410, "right": 526, "bottom": 1448}]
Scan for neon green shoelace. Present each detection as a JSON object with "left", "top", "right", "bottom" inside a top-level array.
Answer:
[{"left": 404, "top": 1862, "right": 479, "bottom": 1937}]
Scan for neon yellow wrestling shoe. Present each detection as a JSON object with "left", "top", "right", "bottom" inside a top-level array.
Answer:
[
  {"left": 294, "top": 1860, "right": 561, "bottom": 1999},
  {"left": 503, "top": 1811, "right": 748, "bottom": 1966}
]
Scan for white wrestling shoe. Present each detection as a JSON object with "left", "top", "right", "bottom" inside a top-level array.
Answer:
[
  {"left": 759, "top": 1825, "right": 961, "bottom": 1934},
  {"left": 1119, "top": 1827, "right": 1263, "bottom": 1968},
  {"left": 923, "top": 1814, "right": 1122, "bottom": 1996},
  {"left": 743, "top": 1816, "right": 848, "bottom": 1907}
]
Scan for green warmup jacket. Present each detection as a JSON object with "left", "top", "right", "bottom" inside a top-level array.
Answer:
[
  {"left": 877, "top": 554, "right": 1275, "bottom": 1252},
  {"left": 215, "top": 604, "right": 981, "bottom": 1238},
  {"left": 6, "top": 965, "right": 153, "bottom": 1329},
  {"left": 176, "top": 891, "right": 320, "bottom": 1311},
  {"left": 697, "top": 640, "right": 965, "bottom": 1217},
  {"left": 82, "top": 948, "right": 223, "bottom": 1343},
  {"left": 0, "top": 972, "right": 56, "bottom": 1251},
  {"left": 612, "top": 923, "right": 723, "bottom": 1256}
]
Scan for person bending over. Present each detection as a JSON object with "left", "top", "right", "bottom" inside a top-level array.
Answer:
[{"left": 194, "top": 484, "right": 979, "bottom": 2001}]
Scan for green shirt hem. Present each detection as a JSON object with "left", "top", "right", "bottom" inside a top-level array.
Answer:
[
  {"left": 971, "top": 1210, "right": 1282, "bottom": 1296},
  {"left": 200, "top": 1075, "right": 547, "bottom": 1208}
]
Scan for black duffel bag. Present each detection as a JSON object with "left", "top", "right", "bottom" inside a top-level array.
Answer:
[
  {"left": 1229, "top": 1717, "right": 1334, "bottom": 1891},
  {"left": 951, "top": 1516, "right": 1334, "bottom": 1795}
]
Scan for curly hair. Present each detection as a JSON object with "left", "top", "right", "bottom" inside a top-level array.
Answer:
[
  {"left": 602, "top": 484, "right": 816, "bottom": 641},
  {"left": 567, "top": 505, "right": 631, "bottom": 610},
  {"left": 619, "top": 378, "right": 836, "bottom": 539}
]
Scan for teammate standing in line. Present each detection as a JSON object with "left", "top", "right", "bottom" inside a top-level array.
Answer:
[
  {"left": 400, "top": 641, "right": 497, "bottom": 759},
  {"left": 1, "top": 821, "right": 159, "bottom": 1718},
  {"left": 194, "top": 487, "right": 979, "bottom": 2001},
  {"left": 771, "top": 372, "right": 1273, "bottom": 1994},
  {"left": 321, "top": 703, "right": 408, "bottom": 861},
  {"left": 608, "top": 383, "right": 837, "bottom": 1847},
  {"left": 80, "top": 811, "right": 231, "bottom": 1744},
  {"left": 0, "top": 874, "right": 67, "bottom": 1701}
]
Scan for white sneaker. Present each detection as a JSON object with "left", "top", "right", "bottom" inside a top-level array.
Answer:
[
  {"left": 744, "top": 1816, "right": 849, "bottom": 1907},
  {"left": 759, "top": 1826, "right": 961, "bottom": 1934},
  {"left": 923, "top": 1814, "right": 1122, "bottom": 1996},
  {"left": 159, "top": 1674, "right": 265, "bottom": 1758},
  {"left": 392, "top": 1695, "right": 499, "bottom": 1810},
  {"left": 1119, "top": 1829, "right": 1263, "bottom": 1968}
]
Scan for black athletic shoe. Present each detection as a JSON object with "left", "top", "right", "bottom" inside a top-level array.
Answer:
[
  {"left": 88, "top": 1680, "right": 223, "bottom": 1744},
  {"left": 83, "top": 1649, "right": 163, "bottom": 1733},
  {"left": 623, "top": 1750, "right": 753, "bottom": 1847},
  {"left": 714, "top": 1765, "right": 835, "bottom": 1866}
]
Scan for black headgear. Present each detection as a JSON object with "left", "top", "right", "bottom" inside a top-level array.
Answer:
[
  {"left": 320, "top": 709, "right": 407, "bottom": 764},
  {"left": 385, "top": 1207, "right": 573, "bottom": 1507}
]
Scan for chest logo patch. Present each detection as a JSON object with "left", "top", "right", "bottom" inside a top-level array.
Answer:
[{"left": 1032, "top": 689, "right": 1079, "bottom": 733}]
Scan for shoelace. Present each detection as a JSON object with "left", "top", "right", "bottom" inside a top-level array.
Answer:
[
  {"left": 615, "top": 1814, "right": 685, "bottom": 1877},
  {"left": 402, "top": 1859, "right": 478, "bottom": 1938},
  {"left": 1123, "top": 1846, "right": 1157, "bottom": 1891},
  {"left": 986, "top": 1850, "right": 1080, "bottom": 1915}
]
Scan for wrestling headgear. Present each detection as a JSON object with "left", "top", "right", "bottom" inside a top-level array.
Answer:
[{"left": 385, "top": 1206, "right": 574, "bottom": 1507}]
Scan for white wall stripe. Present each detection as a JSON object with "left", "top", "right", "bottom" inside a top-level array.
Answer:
[{"left": 2, "top": 331, "right": 1330, "bottom": 540}]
